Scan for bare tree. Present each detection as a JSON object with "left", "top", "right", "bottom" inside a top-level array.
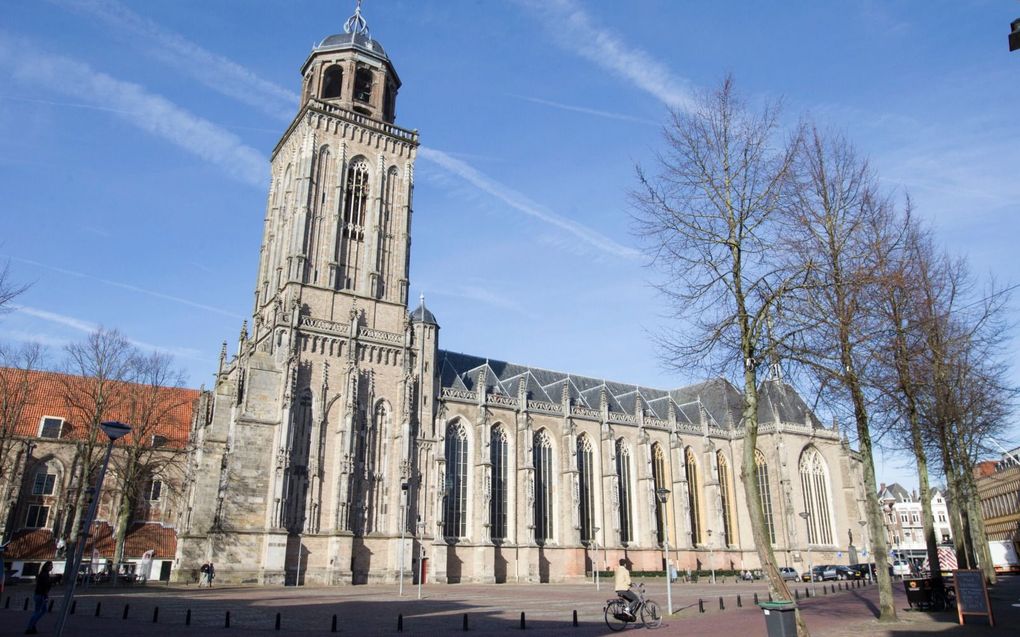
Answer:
[
  {"left": 59, "top": 328, "right": 135, "bottom": 546},
  {"left": 632, "top": 77, "right": 808, "bottom": 634},
  {"left": 779, "top": 126, "right": 898, "bottom": 621},
  {"left": 108, "top": 351, "right": 190, "bottom": 565},
  {"left": 0, "top": 342, "right": 45, "bottom": 540},
  {"left": 0, "top": 260, "right": 29, "bottom": 314}
]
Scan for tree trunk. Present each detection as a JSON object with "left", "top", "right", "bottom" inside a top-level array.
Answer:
[{"left": 959, "top": 467, "right": 996, "bottom": 584}]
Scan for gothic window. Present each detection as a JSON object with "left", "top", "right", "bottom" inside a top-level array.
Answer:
[
  {"left": 304, "top": 145, "right": 331, "bottom": 283},
  {"left": 577, "top": 435, "right": 596, "bottom": 543},
  {"left": 755, "top": 450, "right": 777, "bottom": 544},
  {"left": 717, "top": 451, "right": 735, "bottom": 546},
  {"left": 363, "top": 401, "right": 390, "bottom": 534},
  {"left": 143, "top": 479, "right": 163, "bottom": 502},
  {"left": 354, "top": 67, "right": 373, "bottom": 103},
  {"left": 443, "top": 422, "right": 468, "bottom": 540},
  {"left": 376, "top": 166, "right": 398, "bottom": 299},
  {"left": 652, "top": 443, "right": 667, "bottom": 546},
  {"left": 338, "top": 159, "right": 369, "bottom": 291},
  {"left": 533, "top": 430, "right": 553, "bottom": 544},
  {"left": 321, "top": 64, "right": 343, "bottom": 99},
  {"left": 490, "top": 425, "right": 508, "bottom": 542},
  {"left": 800, "top": 447, "right": 834, "bottom": 545},
  {"left": 32, "top": 471, "right": 56, "bottom": 496},
  {"left": 685, "top": 447, "right": 702, "bottom": 545},
  {"left": 615, "top": 439, "right": 633, "bottom": 544}
]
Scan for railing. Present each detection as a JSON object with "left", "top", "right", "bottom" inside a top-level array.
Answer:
[
  {"left": 607, "top": 412, "right": 636, "bottom": 425},
  {"left": 310, "top": 100, "right": 419, "bottom": 143},
  {"left": 488, "top": 394, "right": 519, "bottom": 408},
  {"left": 441, "top": 387, "right": 477, "bottom": 402},
  {"left": 358, "top": 327, "right": 403, "bottom": 344},
  {"left": 528, "top": 400, "right": 562, "bottom": 415},
  {"left": 571, "top": 406, "right": 600, "bottom": 419},
  {"left": 300, "top": 317, "right": 349, "bottom": 335}
]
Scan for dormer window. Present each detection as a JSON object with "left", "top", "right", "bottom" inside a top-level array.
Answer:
[
  {"left": 354, "top": 68, "right": 373, "bottom": 103},
  {"left": 322, "top": 65, "right": 343, "bottom": 99},
  {"left": 38, "top": 416, "right": 65, "bottom": 439}
]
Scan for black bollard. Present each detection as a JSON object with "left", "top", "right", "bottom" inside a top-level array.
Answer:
[
  {"left": 23, "top": 598, "right": 29, "bottom": 610},
  {"left": 48, "top": 599, "right": 54, "bottom": 612},
  {"left": 186, "top": 609, "right": 192, "bottom": 626},
  {"left": 737, "top": 595, "right": 742, "bottom": 608},
  {"left": 333, "top": 614, "right": 338, "bottom": 632},
  {"left": 520, "top": 612, "right": 526, "bottom": 629},
  {"left": 70, "top": 600, "right": 76, "bottom": 615},
  {"left": 753, "top": 592, "right": 759, "bottom": 605},
  {"left": 573, "top": 610, "right": 578, "bottom": 627},
  {"left": 123, "top": 603, "right": 130, "bottom": 619},
  {"left": 4, "top": 596, "right": 9, "bottom": 609},
  {"left": 95, "top": 601, "right": 102, "bottom": 617},
  {"left": 823, "top": 585, "right": 828, "bottom": 595},
  {"left": 153, "top": 606, "right": 159, "bottom": 623},
  {"left": 698, "top": 598, "right": 704, "bottom": 613},
  {"left": 794, "top": 589, "right": 800, "bottom": 601},
  {"left": 275, "top": 611, "right": 281, "bottom": 630},
  {"left": 225, "top": 610, "right": 231, "bottom": 628},
  {"left": 398, "top": 614, "right": 403, "bottom": 632},
  {"left": 463, "top": 613, "right": 469, "bottom": 631},
  {"left": 719, "top": 596, "right": 725, "bottom": 611},
  {"left": 831, "top": 584, "right": 835, "bottom": 594},
  {"left": 805, "top": 588, "right": 811, "bottom": 599}
]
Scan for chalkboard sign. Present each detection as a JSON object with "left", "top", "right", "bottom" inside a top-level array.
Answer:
[{"left": 953, "top": 569, "right": 994, "bottom": 626}]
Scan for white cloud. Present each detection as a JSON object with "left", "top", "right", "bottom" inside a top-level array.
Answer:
[
  {"left": 0, "top": 33, "right": 268, "bottom": 188},
  {"left": 12, "top": 305, "right": 98, "bottom": 332},
  {"left": 49, "top": 0, "right": 298, "bottom": 121},
  {"left": 515, "top": 0, "right": 696, "bottom": 110},
  {"left": 509, "top": 94, "right": 659, "bottom": 126},
  {"left": 419, "top": 146, "right": 640, "bottom": 260}
]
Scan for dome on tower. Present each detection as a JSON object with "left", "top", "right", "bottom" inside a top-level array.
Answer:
[
  {"left": 409, "top": 295, "right": 438, "bottom": 326},
  {"left": 313, "top": 0, "right": 389, "bottom": 63}
]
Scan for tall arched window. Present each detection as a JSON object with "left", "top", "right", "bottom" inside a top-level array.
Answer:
[
  {"left": 717, "top": 451, "right": 735, "bottom": 546},
  {"left": 490, "top": 425, "right": 508, "bottom": 542},
  {"left": 364, "top": 401, "right": 389, "bottom": 533},
  {"left": 652, "top": 443, "right": 667, "bottom": 546},
  {"left": 443, "top": 422, "right": 468, "bottom": 539},
  {"left": 685, "top": 447, "right": 702, "bottom": 545},
  {"left": 533, "top": 430, "right": 554, "bottom": 544},
  {"left": 755, "top": 450, "right": 777, "bottom": 544},
  {"left": 577, "top": 435, "right": 596, "bottom": 543},
  {"left": 376, "top": 166, "right": 398, "bottom": 299},
  {"left": 321, "top": 64, "right": 343, "bottom": 99},
  {"left": 615, "top": 439, "right": 633, "bottom": 544},
  {"left": 284, "top": 392, "right": 313, "bottom": 530},
  {"left": 338, "top": 159, "right": 369, "bottom": 291},
  {"left": 354, "top": 67, "right": 373, "bottom": 103},
  {"left": 800, "top": 447, "right": 834, "bottom": 545},
  {"left": 304, "top": 145, "right": 331, "bottom": 283}
]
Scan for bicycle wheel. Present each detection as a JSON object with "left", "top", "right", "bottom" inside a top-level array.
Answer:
[
  {"left": 605, "top": 600, "right": 629, "bottom": 632},
  {"left": 641, "top": 600, "right": 662, "bottom": 628}
]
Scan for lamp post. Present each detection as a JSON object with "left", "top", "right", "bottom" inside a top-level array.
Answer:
[
  {"left": 799, "top": 511, "right": 813, "bottom": 581},
  {"left": 655, "top": 488, "right": 673, "bottom": 615},
  {"left": 55, "top": 421, "right": 131, "bottom": 637},
  {"left": 592, "top": 526, "right": 601, "bottom": 591},
  {"left": 706, "top": 528, "right": 715, "bottom": 584},
  {"left": 399, "top": 482, "right": 408, "bottom": 596},
  {"left": 417, "top": 516, "right": 425, "bottom": 600}
]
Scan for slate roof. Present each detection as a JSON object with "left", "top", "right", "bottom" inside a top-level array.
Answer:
[
  {"left": 0, "top": 367, "right": 198, "bottom": 448},
  {"left": 878, "top": 482, "right": 914, "bottom": 503},
  {"left": 436, "top": 350, "right": 825, "bottom": 430}
]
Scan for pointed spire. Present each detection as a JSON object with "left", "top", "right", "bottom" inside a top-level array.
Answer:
[
  {"left": 237, "top": 321, "right": 247, "bottom": 356},
  {"left": 218, "top": 341, "right": 227, "bottom": 376},
  {"left": 344, "top": 0, "right": 370, "bottom": 38}
]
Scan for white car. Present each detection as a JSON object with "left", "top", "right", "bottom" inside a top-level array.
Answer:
[
  {"left": 779, "top": 567, "right": 800, "bottom": 581},
  {"left": 891, "top": 560, "right": 912, "bottom": 576}
]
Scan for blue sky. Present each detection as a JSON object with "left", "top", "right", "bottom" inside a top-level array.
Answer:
[{"left": 1, "top": 0, "right": 1018, "bottom": 486}]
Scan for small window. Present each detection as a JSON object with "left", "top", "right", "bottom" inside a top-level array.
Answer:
[
  {"left": 32, "top": 472, "right": 56, "bottom": 496},
  {"left": 354, "top": 68, "right": 373, "bottom": 103},
  {"left": 151, "top": 435, "right": 168, "bottom": 448},
  {"left": 38, "top": 417, "right": 64, "bottom": 439},
  {"left": 322, "top": 64, "right": 343, "bottom": 99},
  {"left": 26, "top": 505, "right": 49, "bottom": 528},
  {"left": 144, "top": 479, "right": 163, "bottom": 502}
]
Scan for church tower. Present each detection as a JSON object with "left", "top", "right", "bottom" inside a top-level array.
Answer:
[{"left": 176, "top": 3, "right": 438, "bottom": 585}]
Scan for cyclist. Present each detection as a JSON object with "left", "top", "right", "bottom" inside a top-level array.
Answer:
[{"left": 614, "top": 558, "right": 639, "bottom": 619}]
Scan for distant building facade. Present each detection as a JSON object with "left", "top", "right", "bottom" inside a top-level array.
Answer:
[
  {"left": 172, "top": 4, "right": 870, "bottom": 586},
  {"left": 0, "top": 368, "right": 197, "bottom": 581},
  {"left": 877, "top": 483, "right": 953, "bottom": 562},
  {"left": 974, "top": 453, "right": 1020, "bottom": 572}
]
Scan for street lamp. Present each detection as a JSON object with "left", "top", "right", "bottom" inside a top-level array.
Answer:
[
  {"left": 399, "top": 482, "right": 408, "bottom": 596},
  {"left": 706, "top": 528, "right": 715, "bottom": 584},
  {"left": 799, "top": 511, "right": 813, "bottom": 581},
  {"left": 592, "top": 526, "right": 601, "bottom": 591},
  {"left": 655, "top": 488, "right": 673, "bottom": 615},
  {"left": 55, "top": 421, "right": 131, "bottom": 637}
]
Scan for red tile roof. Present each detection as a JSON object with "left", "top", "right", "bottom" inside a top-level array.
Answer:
[
  {"left": 0, "top": 367, "right": 199, "bottom": 448},
  {"left": 5, "top": 522, "right": 178, "bottom": 561}
]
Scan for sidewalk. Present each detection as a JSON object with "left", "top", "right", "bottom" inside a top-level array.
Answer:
[{"left": 0, "top": 575, "right": 1014, "bottom": 635}]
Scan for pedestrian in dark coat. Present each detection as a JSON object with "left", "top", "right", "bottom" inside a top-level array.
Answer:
[{"left": 25, "top": 560, "right": 53, "bottom": 634}]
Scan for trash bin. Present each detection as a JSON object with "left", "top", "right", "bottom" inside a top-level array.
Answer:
[{"left": 759, "top": 601, "right": 797, "bottom": 637}]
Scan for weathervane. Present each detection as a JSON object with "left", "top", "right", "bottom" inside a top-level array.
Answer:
[{"left": 344, "top": 0, "right": 370, "bottom": 38}]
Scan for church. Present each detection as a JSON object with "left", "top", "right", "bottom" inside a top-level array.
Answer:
[{"left": 174, "top": 4, "right": 869, "bottom": 585}]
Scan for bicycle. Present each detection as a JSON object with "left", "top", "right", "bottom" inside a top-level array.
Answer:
[{"left": 604, "top": 582, "right": 662, "bottom": 630}]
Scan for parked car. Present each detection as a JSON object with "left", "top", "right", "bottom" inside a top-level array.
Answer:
[
  {"left": 779, "top": 567, "right": 800, "bottom": 581},
  {"left": 810, "top": 565, "right": 838, "bottom": 581},
  {"left": 844, "top": 564, "right": 868, "bottom": 579},
  {"left": 891, "top": 560, "right": 912, "bottom": 577},
  {"left": 834, "top": 565, "right": 863, "bottom": 580}
]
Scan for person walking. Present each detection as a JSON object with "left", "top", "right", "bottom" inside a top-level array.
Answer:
[
  {"left": 208, "top": 563, "right": 215, "bottom": 587},
  {"left": 25, "top": 560, "right": 53, "bottom": 634},
  {"left": 199, "top": 562, "right": 209, "bottom": 587},
  {"left": 614, "top": 558, "right": 638, "bottom": 619}
]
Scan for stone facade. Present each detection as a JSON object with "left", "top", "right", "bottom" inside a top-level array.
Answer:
[{"left": 173, "top": 6, "right": 869, "bottom": 585}]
